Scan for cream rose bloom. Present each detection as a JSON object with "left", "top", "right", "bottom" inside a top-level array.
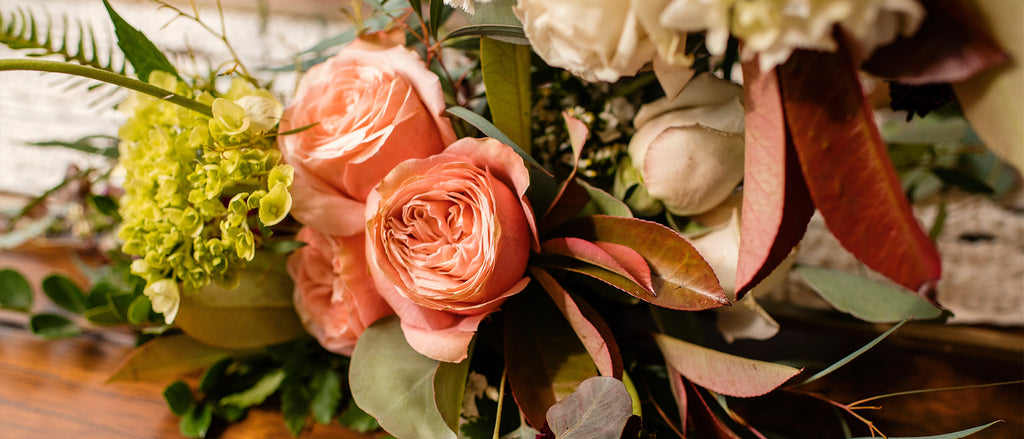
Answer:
[
  {"left": 515, "top": 0, "right": 692, "bottom": 89},
  {"left": 661, "top": 0, "right": 924, "bottom": 70},
  {"left": 365, "top": 137, "right": 537, "bottom": 362},
  {"left": 627, "top": 73, "right": 745, "bottom": 216}
]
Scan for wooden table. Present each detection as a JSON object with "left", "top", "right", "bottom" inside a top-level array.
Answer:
[{"left": 0, "top": 248, "right": 374, "bottom": 439}]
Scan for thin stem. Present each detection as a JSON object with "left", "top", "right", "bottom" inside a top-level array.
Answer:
[
  {"left": 0, "top": 59, "right": 212, "bottom": 117},
  {"left": 850, "top": 380, "right": 1024, "bottom": 408},
  {"left": 492, "top": 367, "right": 507, "bottom": 439}
]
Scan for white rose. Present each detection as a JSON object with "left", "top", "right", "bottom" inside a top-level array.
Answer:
[
  {"left": 627, "top": 73, "right": 745, "bottom": 216},
  {"left": 515, "top": 0, "right": 692, "bottom": 87}
]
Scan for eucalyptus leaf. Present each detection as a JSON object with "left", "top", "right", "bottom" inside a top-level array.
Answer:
[
  {"left": 163, "top": 381, "right": 194, "bottom": 416},
  {"left": 175, "top": 254, "right": 304, "bottom": 349},
  {"left": 546, "top": 377, "right": 633, "bottom": 439},
  {"left": 107, "top": 334, "right": 236, "bottom": 382},
  {"left": 310, "top": 367, "right": 342, "bottom": 425},
  {"left": 220, "top": 369, "right": 286, "bottom": 408},
  {"left": 41, "top": 274, "right": 86, "bottom": 314},
  {"left": 29, "top": 313, "right": 81, "bottom": 339},
  {"left": 350, "top": 317, "right": 457, "bottom": 439},
  {"left": 0, "top": 268, "right": 33, "bottom": 311},
  {"left": 481, "top": 37, "right": 532, "bottom": 152},
  {"left": 800, "top": 319, "right": 908, "bottom": 385},
  {"left": 101, "top": 0, "right": 179, "bottom": 81},
  {"left": 848, "top": 421, "right": 1000, "bottom": 439},
  {"left": 797, "top": 265, "right": 943, "bottom": 323}
]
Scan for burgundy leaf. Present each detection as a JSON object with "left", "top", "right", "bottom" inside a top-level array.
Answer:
[
  {"left": 541, "top": 237, "right": 654, "bottom": 295},
  {"left": 735, "top": 59, "right": 815, "bottom": 300},
  {"left": 550, "top": 215, "right": 729, "bottom": 310},
  {"left": 531, "top": 267, "right": 624, "bottom": 379},
  {"left": 861, "top": 0, "right": 1007, "bottom": 84},
  {"left": 779, "top": 42, "right": 942, "bottom": 299},
  {"left": 545, "top": 376, "right": 634, "bottom": 439},
  {"left": 685, "top": 380, "right": 744, "bottom": 439},
  {"left": 667, "top": 363, "right": 689, "bottom": 436},
  {"left": 504, "top": 291, "right": 599, "bottom": 428},
  {"left": 655, "top": 333, "right": 801, "bottom": 398}
]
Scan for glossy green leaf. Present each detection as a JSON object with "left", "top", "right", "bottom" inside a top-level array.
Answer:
[
  {"left": 220, "top": 369, "right": 286, "bottom": 408},
  {"left": 101, "top": 0, "right": 178, "bottom": 81},
  {"left": 546, "top": 377, "right": 633, "bottom": 439},
  {"left": 126, "top": 295, "right": 153, "bottom": 324},
  {"left": 655, "top": 333, "right": 800, "bottom": 397},
  {"left": 198, "top": 358, "right": 232, "bottom": 393},
  {"left": 163, "top": 381, "right": 194, "bottom": 416},
  {"left": 180, "top": 403, "right": 213, "bottom": 438},
  {"left": 41, "top": 275, "right": 86, "bottom": 314},
  {"left": 552, "top": 215, "right": 729, "bottom": 310},
  {"left": 481, "top": 36, "right": 532, "bottom": 152},
  {"left": 28, "top": 313, "right": 81, "bottom": 339},
  {"left": 848, "top": 421, "right": 1001, "bottom": 439},
  {"left": 175, "top": 255, "right": 304, "bottom": 349},
  {"left": 350, "top": 317, "right": 457, "bottom": 439},
  {"left": 445, "top": 25, "right": 529, "bottom": 45},
  {"left": 797, "top": 265, "right": 943, "bottom": 323},
  {"left": 0, "top": 268, "right": 33, "bottom": 311},
  {"left": 310, "top": 367, "right": 342, "bottom": 425},
  {"left": 107, "top": 334, "right": 235, "bottom": 382},
  {"left": 504, "top": 290, "right": 599, "bottom": 428},
  {"left": 429, "top": 0, "right": 444, "bottom": 39},
  {"left": 801, "top": 319, "right": 907, "bottom": 385},
  {"left": 338, "top": 403, "right": 380, "bottom": 433}
]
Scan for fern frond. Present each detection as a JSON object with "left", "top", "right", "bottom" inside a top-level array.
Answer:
[{"left": 0, "top": 6, "right": 126, "bottom": 75}]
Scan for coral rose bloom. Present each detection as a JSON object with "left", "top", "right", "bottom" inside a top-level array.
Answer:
[
  {"left": 366, "top": 138, "right": 538, "bottom": 362},
  {"left": 289, "top": 227, "right": 394, "bottom": 355},
  {"left": 279, "top": 38, "right": 456, "bottom": 237}
]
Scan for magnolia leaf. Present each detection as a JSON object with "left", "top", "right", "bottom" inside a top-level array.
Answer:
[
  {"left": 350, "top": 317, "right": 457, "bottom": 439},
  {"left": 531, "top": 267, "right": 623, "bottom": 379},
  {"left": 481, "top": 37, "right": 532, "bottom": 153},
  {"left": 0, "top": 268, "right": 33, "bottom": 311},
  {"left": 779, "top": 43, "right": 942, "bottom": 299},
  {"left": 552, "top": 215, "right": 728, "bottom": 310},
  {"left": 505, "top": 290, "right": 599, "bottom": 428},
  {"left": 163, "top": 381, "right": 193, "bottom": 416},
  {"left": 797, "top": 265, "right": 943, "bottom": 322},
  {"left": 220, "top": 369, "right": 286, "bottom": 408},
  {"left": 952, "top": 0, "right": 1023, "bottom": 173},
  {"left": 107, "top": 334, "right": 235, "bottom": 382},
  {"left": 736, "top": 60, "right": 814, "bottom": 299},
  {"left": 861, "top": 0, "right": 1007, "bottom": 84},
  {"left": 41, "top": 274, "right": 87, "bottom": 314},
  {"left": 445, "top": 25, "right": 529, "bottom": 45},
  {"left": 546, "top": 377, "right": 633, "bottom": 439},
  {"left": 848, "top": 421, "right": 1001, "bottom": 439},
  {"left": 175, "top": 256, "right": 304, "bottom": 349},
  {"left": 101, "top": 0, "right": 179, "bottom": 81},
  {"left": 310, "top": 367, "right": 342, "bottom": 425},
  {"left": 655, "top": 333, "right": 801, "bottom": 397},
  {"left": 29, "top": 313, "right": 81, "bottom": 339},
  {"left": 540, "top": 238, "right": 653, "bottom": 296}
]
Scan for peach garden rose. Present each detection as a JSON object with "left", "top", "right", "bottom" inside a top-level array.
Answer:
[
  {"left": 288, "top": 227, "right": 394, "bottom": 355},
  {"left": 365, "top": 137, "right": 538, "bottom": 362},
  {"left": 278, "top": 36, "right": 457, "bottom": 237}
]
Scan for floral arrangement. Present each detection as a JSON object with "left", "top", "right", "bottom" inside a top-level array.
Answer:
[{"left": 0, "top": 0, "right": 1020, "bottom": 438}]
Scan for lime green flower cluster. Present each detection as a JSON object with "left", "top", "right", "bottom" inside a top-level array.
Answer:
[{"left": 117, "top": 71, "right": 293, "bottom": 298}]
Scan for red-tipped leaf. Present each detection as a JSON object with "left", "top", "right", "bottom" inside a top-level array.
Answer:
[
  {"left": 735, "top": 59, "right": 815, "bottom": 299},
  {"left": 541, "top": 237, "right": 654, "bottom": 295},
  {"left": 655, "top": 333, "right": 801, "bottom": 398},
  {"left": 779, "top": 42, "right": 942, "bottom": 298}
]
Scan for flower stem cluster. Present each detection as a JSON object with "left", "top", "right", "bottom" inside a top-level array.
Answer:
[{"left": 117, "top": 71, "right": 292, "bottom": 298}]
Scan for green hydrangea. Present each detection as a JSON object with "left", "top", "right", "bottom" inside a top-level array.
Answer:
[{"left": 117, "top": 73, "right": 293, "bottom": 307}]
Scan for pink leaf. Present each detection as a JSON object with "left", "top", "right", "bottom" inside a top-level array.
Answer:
[
  {"left": 531, "top": 267, "right": 623, "bottom": 379},
  {"left": 655, "top": 333, "right": 801, "bottom": 398},
  {"left": 735, "top": 59, "right": 815, "bottom": 300},
  {"left": 779, "top": 40, "right": 942, "bottom": 299},
  {"left": 541, "top": 237, "right": 654, "bottom": 295},
  {"left": 685, "top": 380, "right": 745, "bottom": 439}
]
